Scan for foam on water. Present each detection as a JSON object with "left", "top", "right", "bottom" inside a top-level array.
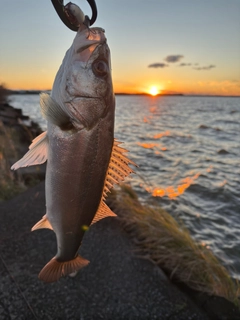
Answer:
[{"left": 10, "top": 94, "right": 240, "bottom": 279}]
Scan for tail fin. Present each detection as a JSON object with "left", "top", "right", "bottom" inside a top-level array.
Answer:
[{"left": 38, "top": 255, "right": 89, "bottom": 283}]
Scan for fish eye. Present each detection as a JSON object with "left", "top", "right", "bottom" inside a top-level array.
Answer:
[{"left": 92, "top": 60, "right": 108, "bottom": 77}]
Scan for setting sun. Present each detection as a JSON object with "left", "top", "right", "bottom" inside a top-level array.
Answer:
[{"left": 149, "top": 86, "right": 159, "bottom": 96}]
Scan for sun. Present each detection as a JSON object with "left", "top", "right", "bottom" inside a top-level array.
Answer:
[{"left": 149, "top": 86, "right": 159, "bottom": 96}]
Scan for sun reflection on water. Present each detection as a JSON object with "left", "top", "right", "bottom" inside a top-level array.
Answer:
[
  {"left": 137, "top": 142, "right": 159, "bottom": 149},
  {"left": 153, "top": 130, "right": 171, "bottom": 139},
  {"left": 146, "top": 172, "right": 201, "bottom": 199}
]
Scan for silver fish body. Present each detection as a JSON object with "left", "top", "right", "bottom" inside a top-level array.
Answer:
[
  {"left": 11, "top": 26, "right": 135, "bottom": 283},
  {"left": 45, "top": 28, "right": 114, "bottom": 263},
  {"left": 46, "top": 99, "right": 114, "bottom": 262}
]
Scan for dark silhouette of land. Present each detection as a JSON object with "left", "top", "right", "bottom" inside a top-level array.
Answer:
[{"left": 8, "top": 89, "right": 240, "bottom": 98}]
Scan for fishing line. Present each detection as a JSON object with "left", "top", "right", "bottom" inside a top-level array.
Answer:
[
  {"left": 134, "top": 168, "right": 155, "bottom": 193},
  {"left": 0, "top": 253, "right": 38, "bottom": 320}
]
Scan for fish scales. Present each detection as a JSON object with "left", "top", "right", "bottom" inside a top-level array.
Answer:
[{"left": 46, "top": 113, "right": 114, "bottom": 261}]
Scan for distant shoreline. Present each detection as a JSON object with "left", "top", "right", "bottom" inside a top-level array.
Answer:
[
  {"left": 115, "top": 93, "right": 240, "bottom": 98},
  {"left": 8, "top": 90, "right": 240, "bottom": 98}
]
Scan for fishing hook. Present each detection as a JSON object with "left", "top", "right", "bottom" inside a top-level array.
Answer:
[{"left": 51, "top": 0, "right": 97, "bottom": 31}]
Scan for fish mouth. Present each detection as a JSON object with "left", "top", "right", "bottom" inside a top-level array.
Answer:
[
  {"left": 76, "top": 41, "right": 99, "bottom": 54},
  {"left": 65, "top": 96, "right": 103, "bottom": 129},
  {"left": 72, "top": 95, "right": 101, "bottom": 100},
  {"left": 76, "top": 28, "right": 106, "bottom": 53},
  {"left": 65, "top": 96, "right": 101, "bottom": 104}
]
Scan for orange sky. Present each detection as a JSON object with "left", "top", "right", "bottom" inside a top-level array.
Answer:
[
  {"left": 1, "top": 1, "right": 240, "bottom": 96},
  {"left": 3, "top": 57, "right": 239, "bottom": 96},
  {"left": 4, "top": 68, "right": 239, "bottom": 97}
]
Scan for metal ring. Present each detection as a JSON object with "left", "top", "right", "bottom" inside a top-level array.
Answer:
[{"left": 51, "top": 0, "right": 97, "bottom": 31}]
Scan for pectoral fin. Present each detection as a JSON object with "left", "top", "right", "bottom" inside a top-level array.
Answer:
[
  {"left": 11, "top": 131, "right": 48, "bottom": 170},
  {"left": 40, "top": 93, "right": 72, "bottom": 129},
  {"left": 91, "top": 201, "right": 116, "bottom": 225}
]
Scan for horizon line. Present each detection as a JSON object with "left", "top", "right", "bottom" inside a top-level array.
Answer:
[{"left": 7, "top": 89, "right": 240, "bottom": 98}]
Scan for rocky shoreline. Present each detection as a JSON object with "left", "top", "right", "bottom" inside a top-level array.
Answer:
[
  {"left": 0, "top": 101, "right": 41, "bottom": 136},
  {"left": 0, "top": 102, "right": 46, "bottom": 187},
  {"left": 0, "top": 102, "right": 239, "bottom": 319}
]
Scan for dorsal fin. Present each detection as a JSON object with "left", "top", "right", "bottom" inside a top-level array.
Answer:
[
  {"left": 91, "top": 201, "right": 116, "bottom": 225},
  {"left": 101, "top": 139, "right": 137, "bottom": 200},
  {"left": 91, "top": 140, "right": 136, "bottom": 225}
]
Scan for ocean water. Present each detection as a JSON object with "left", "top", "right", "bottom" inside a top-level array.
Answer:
[{"left": 10, "top": 94, "right": 240, "bottom": 279}]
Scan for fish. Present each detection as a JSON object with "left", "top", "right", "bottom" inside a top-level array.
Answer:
[{"left": 11, "top": 24, "right": 135, "bottom": 283}]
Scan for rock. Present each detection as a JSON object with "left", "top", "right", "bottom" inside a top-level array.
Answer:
[
  {"left": 0, "top": 102, "right": 42, "bottom": 141},
  {"left": 0, "top": 102, "right": 45, "bottom": 187},
  {"left": 217, "top": 149, "right": 229, "bottom": 155}
]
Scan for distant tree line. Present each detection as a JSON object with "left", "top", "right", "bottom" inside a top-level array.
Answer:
[{"left": 0, "top": 83, "right": 9, "bottom": 104}]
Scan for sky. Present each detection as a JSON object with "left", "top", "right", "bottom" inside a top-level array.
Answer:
[{"left": 0, "top": 0, "right": 240, "bottom": 96}]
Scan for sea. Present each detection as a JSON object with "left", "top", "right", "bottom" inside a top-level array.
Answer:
[{"left": 9, "top": 94, "right": 240, "bottom": 280}]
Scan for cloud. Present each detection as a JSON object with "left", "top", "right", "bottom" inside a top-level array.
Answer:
[
  {"left": 165, "top": 55, "right": 184, "bottom": 63},
  {"left": 193, "top": 64, "right": 216, "bottom": 71},
  {"left": 148, "top": 63, "right": 168, "bottom": 68},
  {"left": 179, "top": 63, "right": 192, "bottom": 67}
]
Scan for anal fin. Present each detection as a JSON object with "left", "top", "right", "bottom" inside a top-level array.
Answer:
[{"left": 91, "top": 201, "right": 117, "bottom": 225}]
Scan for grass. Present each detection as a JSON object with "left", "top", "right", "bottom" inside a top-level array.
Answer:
[
  {"left": 0, "top": 120, "right": 44, "bottom": 201},
  {"left": 0, "top": 120, "right": 27, "bottom": 200},
  {"left": 0, "top": 83, "right": 9, "bottom": 104},
  {"left": 0, "top": 83, "right": 44, "bottom": 200},
  {"left": 108, "top": 184, "right": 240, "bottom": 306},
  {"left": 0, "top": 84, "right": 26, "bottom": 200}
]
